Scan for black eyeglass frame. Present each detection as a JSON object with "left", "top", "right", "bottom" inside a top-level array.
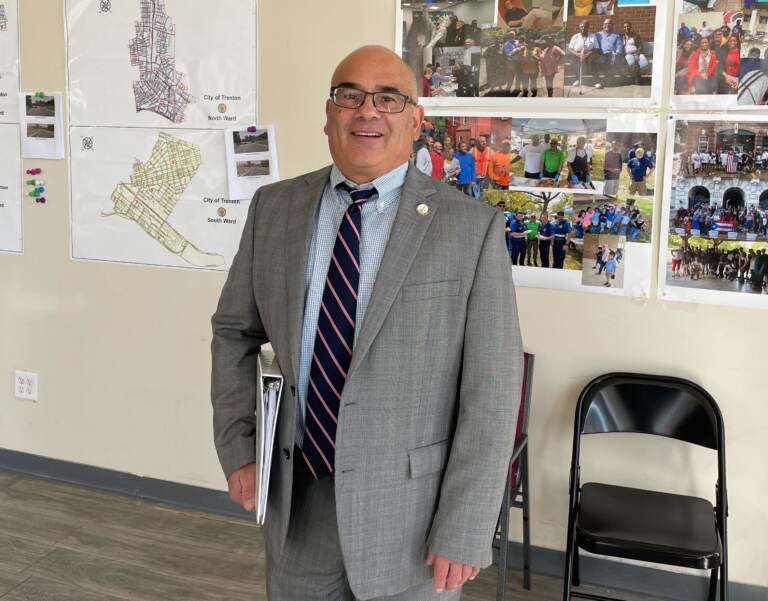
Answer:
[{"left": 329, "top": 86, "right": 418, "bottom": 114}]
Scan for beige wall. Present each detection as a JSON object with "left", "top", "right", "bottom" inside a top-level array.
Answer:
[{"left": 1, "top": 0, "right": 766, "bottom": 589}]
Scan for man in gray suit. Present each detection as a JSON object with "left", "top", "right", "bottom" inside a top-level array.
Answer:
[{"left": 211, "top": 45, "right": 522, "bottom": 600}]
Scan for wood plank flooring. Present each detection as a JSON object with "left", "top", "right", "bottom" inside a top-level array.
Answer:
[{"left": 0, "top": 469, "right": 653, "bottom": 601}]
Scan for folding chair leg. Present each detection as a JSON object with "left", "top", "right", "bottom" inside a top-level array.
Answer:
[
  {"left": 562, "top": 523, "right": 576, "bottom": 601},
  {"left": 720, "top": 561, "right": 727, "bottom": 601},
  {"left": 708, "top": 568, "right": 718, "bottom": 601},
  {"left": 522, "top": 445, "right": 531, "bottom": 591},
  {"left": 496, "top": 472, "right": 512, "bottom": 601},
  {"left": 572, "top": 545, "right": 581, "bottom": 587}
]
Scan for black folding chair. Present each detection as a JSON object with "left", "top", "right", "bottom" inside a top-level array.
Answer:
[
  {"left": 563, "top": 373, "right": 728, "bottom": 601},
  {"left": 495, "top": 352, "right": 534, "bottom": 600}
]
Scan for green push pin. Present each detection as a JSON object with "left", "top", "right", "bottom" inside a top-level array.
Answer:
[
  {"left": 28, "top": 190, "right": 40, "bottom": 197},
  {"left": 35, "top": 91, "right": 46, "bottom": 98}
]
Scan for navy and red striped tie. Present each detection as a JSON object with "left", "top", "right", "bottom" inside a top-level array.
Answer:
[{"left": 302, "top": 184, "right": 378, "bottom": 480}]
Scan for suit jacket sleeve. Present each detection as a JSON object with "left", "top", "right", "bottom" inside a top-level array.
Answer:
[
  {"left": 210, "top": 190, "right": 269, "bottom": 479},
  {"left": 426, "top": 209, "right": 523, "bottom": 568}
]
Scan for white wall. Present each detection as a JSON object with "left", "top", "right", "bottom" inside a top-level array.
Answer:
[{"left": 1, "top": 0, "right": 767, "bottom": 589}]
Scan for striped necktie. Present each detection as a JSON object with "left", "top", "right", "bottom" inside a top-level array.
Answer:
[{"left": 302, "top": 184, "right": 378, "bottom": 480}]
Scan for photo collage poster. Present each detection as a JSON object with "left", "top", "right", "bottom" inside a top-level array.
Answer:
[
  {"left": 671, "top": 0, "right": 768, "bottom": 110},
  {"left": 421, "top": 111, "right": 658, "bottom": 297},
  {"left": 659, "top": 115, "right": 768, "bottom": 309},
  {"left": 396, "top": 0, "right": 666, "bottom": 108}
]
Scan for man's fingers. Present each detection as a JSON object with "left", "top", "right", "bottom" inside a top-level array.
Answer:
[
  {"left": 425, "top": 550, "right": 435, "bottom": 566},
  {"left": 470, "top": 566, "right": 480, "bottom": 580},
  {"left": 445, "top": 561, "right": 464, "bottom": 592},
  {"left": 460, "top": 563, "right": 474, "bottom": 586},
  {"left": 432, "top": 555, "right": 449, "bottom": 592}
]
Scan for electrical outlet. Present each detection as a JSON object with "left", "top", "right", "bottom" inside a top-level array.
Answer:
[{"left": 14, "top": 370, "right": 38, "bottom": 401}]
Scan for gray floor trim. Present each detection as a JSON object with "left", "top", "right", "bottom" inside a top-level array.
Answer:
[
  {"left": 1, "top": 449, "right": 765, "bottom": 601},
  {"left": 0, "top": 448, "right": 255, "bottom": 520}
]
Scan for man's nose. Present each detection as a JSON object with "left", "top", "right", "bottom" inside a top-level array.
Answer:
[{"left": 355, "top": 94, "right": 380, "bottom": 118}]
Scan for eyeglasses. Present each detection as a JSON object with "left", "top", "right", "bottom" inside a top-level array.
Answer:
[{"left": 330, "top": 86, "right": 417, "bottom": 114}]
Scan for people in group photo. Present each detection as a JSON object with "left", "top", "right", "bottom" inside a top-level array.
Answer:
[
  {"left": 566, "top": 17, "right": 651, "bottom": 91},
  {"left": 671, "top": 245, "right": 768, "bottom": 293},
  {"left": 676, "top": 20, "right": 741, "bottom": 95}
]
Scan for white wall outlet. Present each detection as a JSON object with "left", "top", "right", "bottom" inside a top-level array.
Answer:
[{"left": 14, "top": 370, "right": 38, "bottom": 401}]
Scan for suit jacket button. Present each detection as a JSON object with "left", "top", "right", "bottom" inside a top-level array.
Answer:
[{"left": 282, "top": 448, "right": 290, "bottom": 460}]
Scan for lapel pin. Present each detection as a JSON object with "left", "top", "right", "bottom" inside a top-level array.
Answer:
[{"left": 416, "top": 203, "right": 429, "bottom": 216}]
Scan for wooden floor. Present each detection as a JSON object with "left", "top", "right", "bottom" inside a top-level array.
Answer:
[{"left": 0, "top": 469, "right": 654, "bottom": 601}]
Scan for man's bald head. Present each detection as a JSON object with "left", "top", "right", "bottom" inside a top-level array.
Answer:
[
  {"left": 325, "top": 45, "right": 424, "bottom": 184},
  {"left": 331, "top": 45, "right": 418, "bottom": 99}
]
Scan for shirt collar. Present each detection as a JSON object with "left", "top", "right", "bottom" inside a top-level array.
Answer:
[{"left": 330, "top": 162, "right": 408, "bottom": 213}]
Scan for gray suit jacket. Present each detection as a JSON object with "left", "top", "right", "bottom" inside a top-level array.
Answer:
[{"left": 211, "top": 164, "right": 522, "bottom": 600}]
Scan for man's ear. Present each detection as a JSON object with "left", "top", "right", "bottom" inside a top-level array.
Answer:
[
  {"left": 412, "top": 105, "right": 425, "bottom": 141},
  {"left": 323, "top": 99, "right": 331, "bottom": 136}
]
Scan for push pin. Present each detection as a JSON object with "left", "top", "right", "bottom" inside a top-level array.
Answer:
[
  {"left": 26, "top": 168, "right": 42, "bottom": 175},
  {"left": 26, "top": 179, "right": 44, "bottom": 186},
  {"left": 35, "top": 91, "right": 46, "bottom": 98},
  {"left": 35, "top": 187, "right": 45, "bottom": 194},
  {"left": 27, "top": 190, "right": 40, "bottom": 197},
  {"left": 416, "top": 203, "right": 429, "bottom": 216},
  {"left": 37, "top": 197, "right": 46, "bottom": 204},
  {"left": 247, "top": 125, "right": 257, "bottom": 133}
]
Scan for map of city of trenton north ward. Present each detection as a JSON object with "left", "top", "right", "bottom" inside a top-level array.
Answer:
[
  {"left": 105, "top": 132, "right": 224, "bottom": 267},
  {"left": 128, "top": 0, "right": 192, "bottom": 123}
]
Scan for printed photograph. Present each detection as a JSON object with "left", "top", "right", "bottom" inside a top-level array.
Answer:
[
  {"left": 563, "top": 5, "right": 656, "bottom": 98},
  {"left": 507, "top": 117, "right": 607, "bottom": 192},
  {"left": 600, "top": 131, "right": 657, "bottom": 197},
  {"left": 674, "top": 1, "right": 743, "bottom": 96},
  {"left": 482, "top": 24, "right": 567, "bottom": 97},
  {"left": 738, "top": 1, "right": 768, "bottom": 105},
  {"left": 666, "top": 234, "right": 768, "bottom": 295},
  {"left": 489, "top": 190, "right": 584, "bottom": 269},
  {"left": 233, "top": 129, "right": 269, "bottom": 154},
  {"left": 27, "top": 123, "right": 55, "bottom": 139},
  {"left": 670, "top": 120, "right": 768, "bottom": 247},
  {"left": 236, "top": 159, "right": 270, "bottom": 177},
  {"left": 25, "top": 95, "right": 56, "bottom": 118},
  {"left": 401, "top": 0, "right": 495, "bottom": 98},
  {"left": 581, "top": 233, "right": 626, "bottom": 288}
]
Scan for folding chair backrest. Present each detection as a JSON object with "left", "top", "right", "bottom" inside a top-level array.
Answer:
[
  {"left": 579, "top": 373, "right": 721, "bottom": 450},
  {"left": 511, "top": 352, "right": 534, "bottom": 489}
]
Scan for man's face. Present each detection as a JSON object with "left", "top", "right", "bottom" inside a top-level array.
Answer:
[
  {"left": 603, "top": 19, "right": 613, "bottom": 33},
  {"left": 496, "top": 202, "right": 505, "bottom": 212},
  {"left": 478, "top": 136, "right": 487, "bottom": 150},
  {"left": 579, "top": 21, "right": 589, "bottom": 35},
  {"left": 434, "top": 142, "right": 443, "bottom": 153},
  {"left": 426, "top": 136, "right": 434, "bottom": 148},
  {"left": 612, "top": 142, "right": 620, "bottom": 152},
  {"left": 516, "top": 212, "right": 524, "bottom": 221},
  {"left": 577, "top": 137, "right": 586, "bottom": 148},
  {"left": 459, "top": 142, "right": 468, "bottom": 153},
  {"left": 714, "top": 30, "right": 722, "bottom": 44},
  {"left": 325, "top": 47, "right": 423, "bottom": 183},
  {"left": 541, "top": 214, "right": 549, "bottom": 223},
  {"left": 501, "top": 143, "right": 511, "bottom": 153},
  {"left": 532, "top": 135, "right": 540, "bottom": 146}
]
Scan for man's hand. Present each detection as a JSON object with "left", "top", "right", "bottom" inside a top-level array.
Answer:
[
  {"left": 227, "top": 462, "right": 259, "bottom": 512},
  {"left": 426, "top": 550, "right": 480, "bottom": 593}
]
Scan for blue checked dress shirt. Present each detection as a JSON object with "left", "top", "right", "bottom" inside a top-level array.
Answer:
[{"left": 295, "top": 162, "right": 408, "bottom": 447}]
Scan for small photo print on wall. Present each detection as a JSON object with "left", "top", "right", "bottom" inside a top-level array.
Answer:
[
  {"left": 660, "top": 115, "right": 768, "bottom": 308},
  {"left": 397, "top": 0, "right": 664, "bottom": 107},
  {"left": 671, "top": 0, "right": 768, "bottom": 109}
]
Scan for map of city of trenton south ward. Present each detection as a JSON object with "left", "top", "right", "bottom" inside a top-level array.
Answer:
[
  {"left": 104, "top": 132, "right": 224, "bottom": 268},
  {"left": 128, "top": 0, "right": 192, "bottom": 123}
]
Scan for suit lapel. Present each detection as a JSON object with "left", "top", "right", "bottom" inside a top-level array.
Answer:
[
  {"left": 347, "top": 166, "right": 439, "bottom": 378},
  {"left": 284, "top": 165, "right": 332, "bottom": 382}
]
